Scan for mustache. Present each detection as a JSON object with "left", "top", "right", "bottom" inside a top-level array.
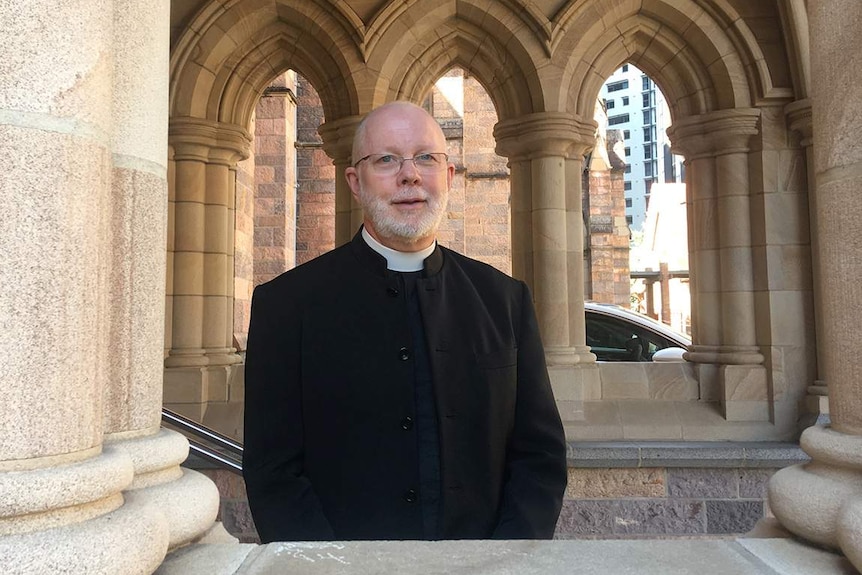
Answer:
[{"left": 389, "top": 188, "right": 430, "bottom": 203}]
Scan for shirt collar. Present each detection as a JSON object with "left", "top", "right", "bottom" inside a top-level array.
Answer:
[{"left": 361, "top": 227, "right": 435, "bottom": 272}]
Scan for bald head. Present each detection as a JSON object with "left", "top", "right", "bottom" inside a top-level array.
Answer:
[{"left": 352, "top": 101, "right": 446, "bottom": 163}]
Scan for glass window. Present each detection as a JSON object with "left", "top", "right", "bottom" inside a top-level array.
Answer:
[
  {"left": 623, "top": 130, "right": 630, "bottom": 139},
  {"left": 642, "top": 93, "right": 650, "bottom": 108},
  {"left": 624, "top": 165, "right": 631, "bottom": 173},
  {"left": 643, "top": 126, "right": 652, "bottom": 141},
  {"left": 622, "top": 64, "right": 629, "bottom": 72},
  {"left": 643, "top": 109, "right": 652, "bottom": 124},
  {"left": 607, "top": 80, "right": 629, "bottom": 92},
  {"left": 643, "top": 145, "right": 652, "bottom": 159},
  {"left": 645, "top": 162, "right": 653, "bottom": 177},
  {"left": 622, "top": 96, "right": 630, "bottom": 106},
  {"left": 642, "top": 76, "right": 650, "bottom": 90},
  {"left": 625, "top": 215, "right": 633, "bottom": 226},
  {"left": 608, "top": 114, "right": 630, "bottom": 126},
  {"left": 624, "top": 181, "right": 632, "bottom": 191},
  {"left": 606, "top": 100, "right": 615, "bottom": 109},
  {"left": 624, "top": 147, "right": 631, "bottom": 156},
  {"left": 625, "top": 198, "right": 632, "bottom": 208}
]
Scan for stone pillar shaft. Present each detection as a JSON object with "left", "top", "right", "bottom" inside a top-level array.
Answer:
[
  {"left": 509, "top": 159, "right": 533, "bottom": 287},
  {"left": 769, "top": 4, "right": 862, "bottom": 569},
  {"left": 716, "top": 150, "right": 757, "bottom": 348},
  {"left": 165, "top": 118, "right": 250, "bottom": 419},
  {"left": 0, "top": 0, "right": 172, "bottom": 571},
  {"left": 532, "top": 155, "right": 569, "bottom": 349},
  {"left": 668, "top": 109, "right": 766, "bottom": 421},
  {"left": 319, "top": 116, "right": 361, "bottom": 246},
  {"left": 495, "top": 112, "right": 599, "bottom": 422}
]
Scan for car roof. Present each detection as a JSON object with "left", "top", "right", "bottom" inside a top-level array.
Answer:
[{"left": 584, "top": 301, "right": 692, "bottom": 348}]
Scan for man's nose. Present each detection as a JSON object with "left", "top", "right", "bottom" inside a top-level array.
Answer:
[{"left": 398, "top": 158, "right": 422, "bottom": 185}]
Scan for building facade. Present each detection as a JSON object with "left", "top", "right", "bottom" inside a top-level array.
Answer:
[{"left": 600, "top": 64, "right": 685, "bottom": 231}]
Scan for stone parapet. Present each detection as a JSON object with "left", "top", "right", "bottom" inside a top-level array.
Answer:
[{"left": 155, "top": 536, "right": 855, "bottom": 574}]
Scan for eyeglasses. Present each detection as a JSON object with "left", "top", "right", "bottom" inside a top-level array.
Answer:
[{"left": 353, "top": 152, "right": 448, "bottom": 175}]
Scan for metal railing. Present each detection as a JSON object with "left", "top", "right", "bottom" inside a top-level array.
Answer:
[{"left": 161, "top": 408, "right": 243, "bottom": 475}]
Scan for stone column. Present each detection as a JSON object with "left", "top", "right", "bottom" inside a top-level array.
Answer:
[
  {"left": 319, "top": 115, "right": 361, "bottom": 246},
  {"left": 104, "top": 0, "right": 222, "bottom": 552},
  {"left": 786, "top": 100, "right": 828, "bottom": 420},
  {"left": 669, "top": 109, "right": 768, "bottom": 422},
  {"left": 769, "top": 2, "right": 862, "bottom": 569},
  {"left": 509, "top": 159, "right": 533, "bottom": 286},
  {"left": 0, "top": 0, "right": 167, "bottom": 572},
  {"left": 165, "top": 118, "right": 251, "bottom": 421},
  {"left": 495, "top": 113, "right": 599, "bottom": 421}
]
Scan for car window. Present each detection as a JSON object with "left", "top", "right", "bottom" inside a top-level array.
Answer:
[{"left": 585, "top": 312, "right": 679, "bottom": 362}]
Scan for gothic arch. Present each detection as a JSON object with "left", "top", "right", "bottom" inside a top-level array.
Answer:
[
  {"left": 170, "top": 0, "right": 363, "bottom": 132},
  {"left": 553, "top": 0, "right": 789, "bottom": 121},
  {"left": 365, "top": 0, "right": 551, "bottom": 121}
]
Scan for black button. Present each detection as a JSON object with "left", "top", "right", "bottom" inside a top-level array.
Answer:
[
  {"left": 399, "top": 347, "right": 410, "bottom": 361},
  {"left": 387, "top": 287, "right": 399, "bottom": 297},
  {"left": 401, "top": 416, "right": 413, "bottom": 430},
  {"left": 403, "top": 489, "right": 418, "bottom": 503}
]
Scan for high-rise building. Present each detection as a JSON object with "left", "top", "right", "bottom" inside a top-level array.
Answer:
[{"left": 599, "top": 64, "right": 684, "bottom": 231}]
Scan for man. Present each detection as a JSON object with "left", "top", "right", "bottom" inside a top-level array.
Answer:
[{"left": 243, "top": 101, "right": 567, "bottom": 543}]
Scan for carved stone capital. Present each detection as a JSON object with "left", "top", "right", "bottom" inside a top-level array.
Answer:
[
  {"left": 785, "top": 98, "right": 813, "bottom": 147},
  {"left": 168, "top": 117, "right": 252, "bottom": 165},
  {"left": 494, "top": 112, "right": 597, "bottom": 160},
  {"left": 318, "top": 115, "right": 363, "bottom": 164},
  {"left": 668, "top": 108, "right": 761, "bottom": 159}
]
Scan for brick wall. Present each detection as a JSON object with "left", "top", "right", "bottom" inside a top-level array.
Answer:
[
  {"left": 253, "top": 72, "right": 297, "bottom": 287},
  {"left": 556, "top": 467, "right": 773, "bottom": 538},
  {"left": 295, "top": 76, "right": 335, "bottom": 265},
  {"left": 585, "top": 163, "right": 630, "bottom": 306},
  {"left": 197, "top": 464, "right": 779, "bottom": 543}
]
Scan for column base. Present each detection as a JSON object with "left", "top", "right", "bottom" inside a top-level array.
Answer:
[
  {"left": 693, "top": 360, "right": 769, "bottom": 422},
  {"left": 768, "top": 425, "right": 862, "bottom": 572},
  {"left": 107, "top": 429, "right": 221, "bottom": 550},
  {"left": 0, "top": 489, "right": 168, "bottom": 575}
]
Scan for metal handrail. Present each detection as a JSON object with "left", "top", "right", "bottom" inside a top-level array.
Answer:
[{"left": 161, "top": 408, "right": 243, "bottom": 474}]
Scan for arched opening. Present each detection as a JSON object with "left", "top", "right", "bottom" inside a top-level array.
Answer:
[{"left": 593, "top": 63, "right": 691, "bottom": 337}]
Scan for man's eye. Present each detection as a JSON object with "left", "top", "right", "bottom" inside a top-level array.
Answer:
[
  {"left": 415, "top": 153, "right": 435, "bottom": 163},
  {"left": 375, "top": 155, "right": 397, "bottom": 164}
]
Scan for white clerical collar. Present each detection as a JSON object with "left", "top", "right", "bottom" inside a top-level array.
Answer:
[{"left": 361, "top": 227, "right": 435, "bottom": 272}]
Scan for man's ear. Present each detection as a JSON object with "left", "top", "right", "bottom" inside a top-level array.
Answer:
[
  {"left": 346, "top": 166, "right": 361, "bottom": 200},
  {"left": 446, "top": 163, "right": 455, "bottom": 188}
]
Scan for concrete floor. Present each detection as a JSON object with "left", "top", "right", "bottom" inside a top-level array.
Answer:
[{"left": 156, "top": 537, "right": 858, "bottom": 575}]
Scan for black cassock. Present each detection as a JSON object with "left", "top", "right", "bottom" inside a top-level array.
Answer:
[{"left": 243, "top": 230, "right": 567, "bottom": 542}]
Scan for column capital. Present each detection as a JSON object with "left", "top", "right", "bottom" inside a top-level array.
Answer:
[
  {"left": 785, "top": 98, "right": 813, "bottom": 147},
  {"left": 318, "top": 115, "right": 363, "bottom": 164},
  {"left": 494, "top": 112, "right": 597, "bottom": 160},
  {"left": 168, "top": 117, "right": 252, "bottom": 165},
  {"left": 668, "top": 108, "right": 761, "bottom": 159}
]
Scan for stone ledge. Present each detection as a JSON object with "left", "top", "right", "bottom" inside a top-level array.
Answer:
[
  {"left": 567, "top": 441, "right": 809, "bottom": 468},
  {"left": 155, "top": 538, "right": 855, "bottom": 575}
]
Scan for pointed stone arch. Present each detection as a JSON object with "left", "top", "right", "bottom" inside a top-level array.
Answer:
[
  {"left": 170, "top": 0, "right": 364, "bottom": 130},
  {"left": 552, "top": 0, "right": 791, "bottom": 120},
  {"left": 364, "top": 0, "right": 551, "bottom": 121}
]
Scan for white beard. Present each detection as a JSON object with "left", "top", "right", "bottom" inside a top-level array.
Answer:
[{"left": 358, "top": 185, "right": 448, "bottom": 243}]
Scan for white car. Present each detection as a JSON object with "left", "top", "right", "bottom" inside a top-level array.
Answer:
[{"left": 584, "top": 302, "right": 691, "bottom": 362}]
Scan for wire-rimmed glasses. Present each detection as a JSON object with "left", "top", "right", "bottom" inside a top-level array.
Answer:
[{"left": 353, "top": 152, "right": 448, "bottom": 175}]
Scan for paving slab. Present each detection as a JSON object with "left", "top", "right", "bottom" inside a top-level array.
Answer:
[
  {"left": 156, "top": 538, "right": 855, "bottom": 575},
  {"left": 737, "top": 538, "right": 858, "bottom": 575}
]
